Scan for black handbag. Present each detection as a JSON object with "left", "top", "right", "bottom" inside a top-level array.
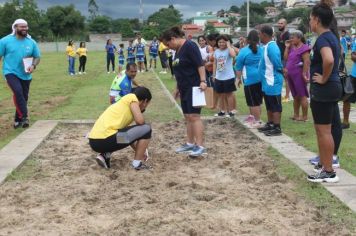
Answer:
[{"left": 339, "top": 54, "right": 355, "bottom": 101}]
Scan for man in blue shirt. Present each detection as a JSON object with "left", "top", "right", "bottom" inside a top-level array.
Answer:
[
  {"left": 341, "top": 38, "right": 356, "bottom": 129},
  {"left": 109, "top": 63, "right": 139, "bottom": 104},
  {"left": 257, "top": 25, "right": 284, "bottom": 136},
  {"left": 0, "top": 19, "right": 40, "bottom": 129},
  {"left": 339, "top": 30, "right": 348, "bottom": 71}
]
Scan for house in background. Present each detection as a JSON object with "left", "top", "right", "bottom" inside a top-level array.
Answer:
[
  {"left": 206, "top": 20, "right": 231, "bottom": 34},
  {"left": 182, "top": 24, "right": 203, "bottom": 37}
]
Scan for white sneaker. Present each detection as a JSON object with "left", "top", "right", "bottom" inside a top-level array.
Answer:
[
  {"left": 247, "top": 121, "right": 264, "bottom": 129},
  {"left": 78, "top": 72, "right": 82, "bottom": 75},
  {"left": 70, "top": 73, "right": 75, "bottom": 76},
  {"left": 107, "top": 71, "right": 110, "bottom": 74}
]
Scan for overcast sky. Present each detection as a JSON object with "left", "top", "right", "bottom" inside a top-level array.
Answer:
[{"left": 0, "top": 0, "right": 255, "bottom": 19}]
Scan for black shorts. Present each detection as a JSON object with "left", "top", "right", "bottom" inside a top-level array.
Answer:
[
  {"left": 180, "top": 87, "right": 202, "bottom": 114},
  {"left": 214, "top": 78, "right": 236, "bottom": 93},
  {"left": 244, "top": 82, "right": 263, "bottom": 107},
  {"left": 89, "top": 124, "right": 152, "bottom": 153},
  {"left": 310, "top": 100, "right": 339, "bottom": 125},
  {"left": 345, "top": 77, "right": 356, "bottom": 103},
  {"left": 263, "top": 93, "right": 282, "bottom": 113}
]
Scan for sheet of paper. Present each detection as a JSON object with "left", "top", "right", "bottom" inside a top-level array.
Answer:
[
  {"left": 192, "top": 86, "right": 206, "bottom": 107},
  {"left": 23, "top": 57, "right": 33, "bottom": 72}
]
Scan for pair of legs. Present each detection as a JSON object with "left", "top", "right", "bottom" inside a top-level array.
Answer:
[
  {"left": 184, "top": 114, "right": 204, "bottom": 146},
  {"left": 6, "top": 74, "right": 31, "bottom": 124},
  {"left": 311, "top": 100, "right": 342, "bottom": 171},
  {"left": 106, "top": 53, "right": 115, "bottom": 72},
  {"left": 217, "top": 92, "right": 235, "bottom": 113},
  {"left": 149, "top": 55, "right": 157, "bottom": 68},
  {"left": 292, "top": 96, "right": 308, "bottom": 121},
  {"left": 245, "top": 83, "right": 263, "bottom": 121},
  {"left": 118, "top": 61, "right": 124, "bottom": 74},
  {"left": 137, "top": 61, "right": 144, "bottom": 72},
  {"left": 68, "top": 56, "right": 75, "bottom": 75},
  {"left": 78, "top": 56, "right": 87, "bottom": 73},
  {"left": 342, "top": 78, "right": 356, "bottom": 126},
  {"left": 158, "top": 51, "right": 168, "bottom": 73},
  {"left": 89, "top": 124, "right": 152, "bottom": 163},
  {"left": 264, "top": 94, "right": 282, "bottom": 128}
]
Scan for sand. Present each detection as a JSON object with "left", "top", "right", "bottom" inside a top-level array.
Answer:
[{"left": 0, "top": 119, "right": 353, "bottom": 235}]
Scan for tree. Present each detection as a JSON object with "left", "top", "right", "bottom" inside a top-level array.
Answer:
[
  {"left": 88, "top": 0, "right": 99, "bottom": 21},
  {"left": 46, "top": 5, "right": 85, "bottom": 38},
  {"left": 89, "top": 16, "right": 111, "bottom": 33},
  {"left": 147, "top": 5, "right": 182, "bottom": 33},
  {"left": 111, "top": 18, "right": 135, "bottom": 37},
  {"left": 229, "top": 5, "right": 239, "bottom": 13},
  {"left": 204, "top": 24, "right": 218, "bottom": 34},
  {"left": 141, "top": 25, "right": 159, "bottom": 39}
]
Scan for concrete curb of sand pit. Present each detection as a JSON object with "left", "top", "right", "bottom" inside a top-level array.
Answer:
[
  {"left": 0, "top": 120, "right": 95, "bottom": 185},
  {"left": 152, "top": 74, "right": 356, "bottom": 213}
]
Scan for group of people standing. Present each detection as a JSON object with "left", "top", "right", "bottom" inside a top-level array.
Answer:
[{"left": 65, "top": 40, "right": 88, "bottom": 75}]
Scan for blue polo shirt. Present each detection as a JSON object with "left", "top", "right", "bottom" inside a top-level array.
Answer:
[
  {"left": 258, "top": 41, "right": 283, "bottom": 95},
  {"left": 106, "top": 44, "right": 116, "bottom": 54},
  {"left": 351, "top": 43, "right": 356, "bottom": 78},
  {"left": 235, "top": 45, "right": 262, "bottom": 86},
  {"left": 0, "top": 34, "right": 40, "bottom": 81}
]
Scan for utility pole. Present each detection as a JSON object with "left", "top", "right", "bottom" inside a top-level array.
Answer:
[
  {"left": 139, "top": 0, "right": 143, "bottom": 24},
  {"left": 247, "top": 0, "right": 250, "bottom": 34}
]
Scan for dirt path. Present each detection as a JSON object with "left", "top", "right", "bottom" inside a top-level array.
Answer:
[{"left": 0, "top": 119, "right": 353, "bottom": 235}]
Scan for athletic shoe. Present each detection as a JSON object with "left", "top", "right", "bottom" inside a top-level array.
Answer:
[
  {"left": 78, "top": 72, "right": 82, "bottom": 75},
  {"left": 307, "top": 170, "right": 339, "bottom": 183},
  {"left": 70, "top": 73, "right": 75, "bottom": 76},
  {"left": 226, "top": 112, "right": 235, "bottom": 118},
  {"left": 95, "top": 152, "right": 111, "bottom": 169},
  {"left": 21, "top": 118, "right": 30, "bottom": 128},
  {"left": 257, "top": 123, "right": 273, "bottom": 133},
  {"left": 341, "top": 123, "right": 350, "bottom": 129},
  {"left": 214, "top": 111, "right": 226, "bottom": 117},
  {"left": 247, "top": 121, "right": 264, "bottom": 129},
  {"left": 13, "top": 121, "right": 21, "bottom": 129},
  {"left": 189, "top": 145, "right": 207, "bottom": 157},
  {"left": 107, "top": 71, "right": 110, "bottom": 74},
  {"left": 243, "top": 115, "right": 255, "bottom": 124},
  {"left": 309, "top": 155, "right": 340, "bottom": 168},
  {"left": 132, "top": 161, "right": 152, "bottom": 170},
  {"left": 175, "top": 143, "right": 195, "bottom": 153},
  {"left": 264, "top": 127, "right": 282, "bottom": 136}
]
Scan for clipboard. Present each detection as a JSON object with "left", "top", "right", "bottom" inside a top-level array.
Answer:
[{"left": 192, "top": 86, "right": 206, "bottom": 107}]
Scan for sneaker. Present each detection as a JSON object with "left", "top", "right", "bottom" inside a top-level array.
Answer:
[
  {"left": 189, "top": 145, "right": 207, "bottom": 157},
  {"left": 257, "top": 123, "right": 273, "bottom": 133},
  {"left": 107, "top": 71, "right": 110, "bottom": 74},
  {"left": 95, "top": 153, "right": 111, "bottom": 169},
  {"left": 70, "top": 73, "right": 75, "bottom": 76},
  {"left": 214, "top": 111, "right": 226, "bottom": 117},
  {"left": 307, "top": 170, "right": 339, "bottom": 183},
  {"left": 78, "top": 72, "right": 82, "bottom": 75},
  {"left": 264, "top": 127, "right": 282, "bottom": 136},
  {"left": 131, "top": 161, "right": 152, "bottom": 170},
  {"left": 13, "top": 121, "right": 21, "bottom": 129},
  {"left": 309, "top": 155, "right": 340, "bottom": 168},
  {"left": 226, "top": 112, "right": 235, "bottom": 118},
  {"left": 313, "top": 163, "right": 323, "bottom": 173},
  {"left": 243, "top": 115, "right": 255, "bottom": 124},
  {"left": 175, "top": 143, "right": 195, "bottom": 153},
  {"left": 341, "top": 123, "right": 350, "bottom": 129},
  {"left": 21, "top": 118, "right": 30, "bottom": 128},
  {"left": 247, "top": 121, "right": 264, "bottom": 129}
]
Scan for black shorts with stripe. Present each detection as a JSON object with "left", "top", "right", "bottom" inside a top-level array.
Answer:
[{"left": 244, "top": 82, "right": 263, "bottom": 107}]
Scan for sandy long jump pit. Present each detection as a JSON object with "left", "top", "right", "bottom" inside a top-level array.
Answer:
[{"left": 0, "top": 119, "right": 353, "bottom": 235}]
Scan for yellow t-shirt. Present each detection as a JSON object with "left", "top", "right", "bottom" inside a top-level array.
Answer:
[
  {"left": 89, "top": 94, "right": 138, "bottom": 139},
  {"left": 66, "top": 46, "right": 76, "bottom": 57},
  {"left": 76, "top": 47, "right": 87, "bottom": 57},
  {"left": 158, "top": 42, "right": 167, "bottom": 52}
]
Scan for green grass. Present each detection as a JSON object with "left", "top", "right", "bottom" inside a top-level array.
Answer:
[
  {"left": 268, "top": 147, "right": 356, "bottom": 229},
  {"left": 155, "top": 57, "right": 356, "bottom": 176}
]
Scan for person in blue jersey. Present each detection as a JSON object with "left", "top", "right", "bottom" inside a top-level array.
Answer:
[
  {"left": 105, "top": 39, "right": 116, "bottom": 73},
  {"left": 339, "top": 30, "right": 348, "bottom": 71},
  {"left": 235, "top": 30, "right": 263, "bottom": 128},
  {"left": 342, "top": 39, "right": 356, "bottom": 129},
  {"left": 127, "top": 39, "right": 135, "bottom": 64},
  {"left": 149, "top": 36, "right": 159, "bottom": 69},
  {"left": 117, "top": 43, "right": 125, "bottom": 74},
  {"left": 135, "top": 38, "right": 145, "bottom": 73},
  {"left": 109, "top": 63, "right": 140, "bottom": 104},
  {"left": 161, "top": 26, "right": 207, "bottom": 158},
  {"left": 0, "top": 19, "right": 40, "bottom": 129},
  {"left": 306, "top": 1, "right": 342, "bottom": 183},
  {"left": 257, "top": 25, "right": 284, "bottom": 136}
]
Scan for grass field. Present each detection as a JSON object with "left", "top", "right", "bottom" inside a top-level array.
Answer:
[{"left": 0, "top": 51, "right": 355, "bottom": 231}]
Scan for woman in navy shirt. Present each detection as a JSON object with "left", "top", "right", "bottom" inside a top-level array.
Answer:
[
  {"left": 307, "top": 1, "right": 342, "bottom": 183},
  {"left": 105, "top": 39, "right": 117, "bottom": 73},
  {"left": 161, "top": 26, "right": 207, "bottom": 157}
]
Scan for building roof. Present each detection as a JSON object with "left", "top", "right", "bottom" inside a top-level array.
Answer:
[
  {"left": 212, "top": 22, "right": 230, "bottom": 28},
  {"left": 182, "top": 24, "right": 202, "bottom": 30}
]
